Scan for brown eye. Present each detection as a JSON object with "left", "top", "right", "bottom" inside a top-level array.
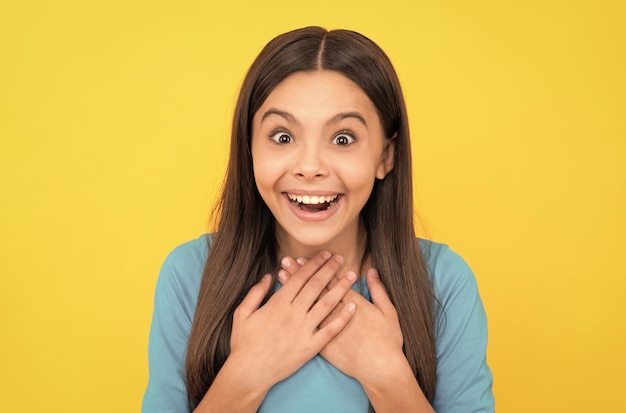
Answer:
[
  {"left": 269, "top": 130, "right": 293, "bottom": 144},
  {"left": 332, "top": 133, "right": 355, "bottom": 146}
]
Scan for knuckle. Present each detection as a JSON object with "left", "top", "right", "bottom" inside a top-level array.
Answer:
[
  {"left": 306, "top": 277, "right": 324, "bottom": 292},
  {"left": 316, "top": 296, "right": 336, "bottom": 312},
  {"left": 338, "top": 276, "right": 353, "bottom": 290},
  {"left": 312, "top": 251, "right": 331, "bottom": 266},
  {"left": 323, "top": 258, "right": 342, "bottom": 272},
  {"left": 331, "top": 317, "right": 348, "bottom": 333},
  {"left": 321, "top": 323, "right": 339, "bottom": 339}
]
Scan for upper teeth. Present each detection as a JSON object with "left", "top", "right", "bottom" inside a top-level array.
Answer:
[{"left": 288, "top": 194, "right": 338, "bottom": 204}]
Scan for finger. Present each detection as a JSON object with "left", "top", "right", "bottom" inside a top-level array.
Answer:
[
  {"left": 277, "top": 251, "right": 333, "bottom": 301},
  {"left": 308, "top": 270, "right": 356, "bottom": 322},
  {"left": 281, "top": 256, "right": 337, "bottom": 292},
  {"left": 312, "top": 301, "right": 357, "bottom": 347},
  {"left": 278, "top": 256, "right": 300, "bottom": 285},
  {"left": 234, "top": 274, "right": 272, "bottom": 319},
  {"left": 277, "top": 268, "right": 291, "bottom": 285},
  {"left": 280, "top": 256, "right": 300, "bottom": 277},
  {"left": 317, "top": 302, "right": 342, "bottom": 329},
  {"left": 326, "top": 274, "right": 360, "bottom": 295},
  {"left": 366, "top": 268, "right": 396, "bottom": 314},
  {"left": 325, "top": 274, "right": 340, "bottom": 290},
  {"left": 292, "top": 255, "right": 344, "bottom": 310}
]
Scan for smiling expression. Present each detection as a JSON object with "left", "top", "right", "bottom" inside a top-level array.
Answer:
[{"left": 251, "top": 70, "right": 395, "bottom": 255}]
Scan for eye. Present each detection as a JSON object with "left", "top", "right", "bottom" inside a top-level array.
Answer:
[
  {"left": 332, "top": 132, "right": 356, "bottom": 146},
  {"left": 269, "top": 130, "right": 293, "bottom": 144}
]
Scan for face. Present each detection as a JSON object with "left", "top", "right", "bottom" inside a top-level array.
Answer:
[{"left": 251, "top": 70, "right": 395, "bottom": 253}]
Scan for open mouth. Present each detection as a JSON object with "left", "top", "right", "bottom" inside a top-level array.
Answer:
[{"left": 287, "top": 193, "right": 340, "bottom": 212}]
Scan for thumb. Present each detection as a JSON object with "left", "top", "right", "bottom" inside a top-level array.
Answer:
[
  {"left": 235, "top": 274, "right": 272, "bottom": 319},
  {"left": 366, "top": 268, "right": 394, "bottom": 313}
]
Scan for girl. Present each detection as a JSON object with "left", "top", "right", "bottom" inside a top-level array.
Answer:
[{"left": 143, "top": 27, "right": 494, "bottom": 413}]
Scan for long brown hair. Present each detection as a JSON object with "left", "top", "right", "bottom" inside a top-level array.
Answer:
[{"left": 186, "top": 26, "right": 437, "bottom": 410}]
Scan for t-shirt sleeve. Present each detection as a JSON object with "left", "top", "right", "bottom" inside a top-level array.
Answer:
[
  {"left": 142, "top": 237, "right": 208, "bottom": 413},
  {"left": 425, "top": 243, "right": 495, "bottom": 413}
]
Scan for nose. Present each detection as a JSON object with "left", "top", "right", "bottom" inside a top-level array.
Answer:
[{"left": 292, "top": 142, "right": 328, "bottom": 179}]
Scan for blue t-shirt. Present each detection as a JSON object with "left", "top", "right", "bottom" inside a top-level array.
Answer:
[{"left": 142, "top": 234, "right": 494, "bottom": 412}]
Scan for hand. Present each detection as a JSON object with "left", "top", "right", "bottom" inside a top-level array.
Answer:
[
  {"left": 227, "top": 251, "right": 358, "bottom": 393},
  {"left": 279, "top": 257, "right": 406, "bottom": 389}
]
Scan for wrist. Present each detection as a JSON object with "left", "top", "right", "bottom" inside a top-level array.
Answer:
[
  {"left": 195, "top": 353, "right": 271, "bottom": 413},
  {"left": 360, "top": 351, "right": 413, "bottom": 395},
  {"left": 221, "top": 351, "right": 274, "bottom": 396},
  {"left": 359, "top": 352, "right": 433, "bottom": 413}
]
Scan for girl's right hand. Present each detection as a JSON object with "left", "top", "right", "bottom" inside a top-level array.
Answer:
[{"left": 228, "top": 251, "right": 358, "bottom": 393}]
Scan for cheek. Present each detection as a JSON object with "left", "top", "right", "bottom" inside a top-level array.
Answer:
[
  {"left": 251, "top": 144, "right": 266, "bottom": 179},
  {"left": 338, "top": 156, "right": 379, "bottom": 185},
  {"left": 252, "top": 148, "right": 280, "bottom": 194},
  {"left": 338, "top": 169, "right": 377, "bottom": 208},
  {"left": 253, "top": 162, "right": 270, "bottom": 192}
]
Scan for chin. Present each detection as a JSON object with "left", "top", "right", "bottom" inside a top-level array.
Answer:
[
  {"left": 279, "top": 227, "right": 343, "bottom": 251},
  {"left": 290, "top": 233, "right": 335, "bottom": 249}
]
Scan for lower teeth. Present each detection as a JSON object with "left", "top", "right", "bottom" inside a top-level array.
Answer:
[{"left": 293, "top": 201, "right": 337, "bottom": 210}]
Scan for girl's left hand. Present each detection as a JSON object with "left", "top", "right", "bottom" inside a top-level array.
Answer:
[{"left": 278, "top": 257, "right": 407, "bottom": 390}]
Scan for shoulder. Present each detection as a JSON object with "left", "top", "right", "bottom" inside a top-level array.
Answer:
[
  {"left": 418, "top": 239, "right": 494, "bottom": 411},
  {"left": 161, "top": 233, "right": 212, "bottom": 273},
  {"left": 418, "top": 238, "right": 487, "bottom": 352},
  {"left": 143, "top": 234, "right": 213, "bottom": 412},
  {"left": 154, "top": 234, "right": 213, "bottom": 318},
  {"left": 418, "top": 238, "right": 478, "bottom": 305}
]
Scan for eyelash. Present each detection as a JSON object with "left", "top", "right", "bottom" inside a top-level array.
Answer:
[
  {"left": 332, "top": 131, "right": 356, "bottom": 146},
  {"left": 268, "top": 129, "right": 357, "bottom": 146},
  {"left": 268, "top": 129, "right": 293, "bottom": 144}
]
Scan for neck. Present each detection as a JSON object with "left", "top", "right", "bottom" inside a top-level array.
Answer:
[{"left": 276, "top": 223, "right": 369, "bottom": 277}]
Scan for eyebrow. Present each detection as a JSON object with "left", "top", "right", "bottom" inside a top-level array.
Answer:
[
  {"left": 261, "top": 109, "right": 296, "bottom": 123},
  {"left": 329, "top": 112, "right": 367, "bottom": 127},
  {"left": 260, "top": 108, "right": 367, "bottom": 127}
]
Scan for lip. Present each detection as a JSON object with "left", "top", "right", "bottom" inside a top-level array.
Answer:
[
  {"left": 282, "top": 192, "right": 342, "bottom": 222},
  {"left": 283, "top": 190, "right": 340, "bottom": 196}
]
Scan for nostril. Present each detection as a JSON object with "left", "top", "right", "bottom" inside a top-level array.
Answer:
[{"left": 292, "top": 155, "right": 328, "bottom": 178}]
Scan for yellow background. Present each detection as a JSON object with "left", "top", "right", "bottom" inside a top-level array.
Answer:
[{"left": 1, "top": 0, "right": 624, "bottom": 411}]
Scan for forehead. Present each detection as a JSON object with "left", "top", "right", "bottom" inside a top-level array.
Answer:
[{"left": 255, "top": 70, "right": 380, "bottom": 123}]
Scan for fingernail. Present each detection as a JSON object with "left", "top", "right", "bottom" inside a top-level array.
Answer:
[
  {"left": 346, "top": 271, "right": 356, "bottom": 282},
  {"left": 277, "top": 270, "right": 287, "bottom": 283},
  {"left": 346, "top": 303, "right": 356, "bottom": 314},
  {"left": 281, "top": 257, "right": 291, "bottom": 268},
  {"left": 296, "top": 257, "right": 305, "bottom": 265},
  {"left": 334, "top": 255, "right": 344, "bottom": 264},
  {"left": 321, "top": 251, "right": 332, "bottom": 260},
  {"left": 369, "top": 268, "right": 379, "bottom": 278},
  {"left": 262, "top": 274, "right": 271, "bottom": 282}
]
